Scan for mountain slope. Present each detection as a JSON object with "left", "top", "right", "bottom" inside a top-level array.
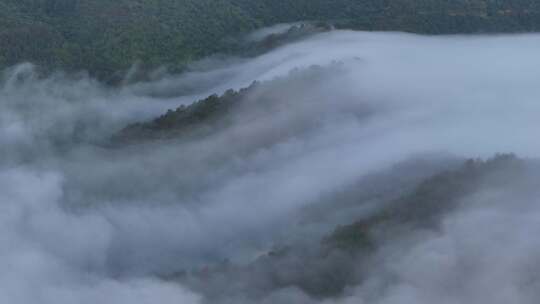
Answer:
[
  {"left": 1, "top": 0, "right": 540, "bottom": 81},
  {"left": 167, "top": 154, "right": 537, "bottom": 302}
]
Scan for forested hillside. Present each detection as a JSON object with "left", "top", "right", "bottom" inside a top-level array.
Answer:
[
  {"left": 167, "top": 154, "right": 537, "bottom": 302},
  {"left": 1, "top": 0, "right": 540, "bottom": 82},
  {"left": 113, "top": 64, "right": 342, "bottom": 144}
]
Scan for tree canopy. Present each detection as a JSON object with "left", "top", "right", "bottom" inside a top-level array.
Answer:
[{"left": 1, "top": 0, "right": 540, "bottom": 82}]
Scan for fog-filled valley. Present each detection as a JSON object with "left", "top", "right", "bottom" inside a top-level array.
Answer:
[{"left": 2, "top": 29, "right": 540, "bottom": 303}]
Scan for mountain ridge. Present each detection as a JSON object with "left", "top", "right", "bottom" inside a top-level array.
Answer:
[{"left": 2, "top": 0, "right": 540, "bottom": 82}]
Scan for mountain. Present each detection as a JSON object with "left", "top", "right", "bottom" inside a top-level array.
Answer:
[
  {"left": 1, "top": 0, "right": 540, "bottom": 82},
  {"left": 166, "top": 154, "right": 537, "bottom": 302},
  {"left": 113, "top": 64, "right": 342, "bottom": 144}
]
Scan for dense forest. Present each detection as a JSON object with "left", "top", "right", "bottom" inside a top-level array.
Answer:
[
  {"left": 113, "top": 64, "right": 345, "bottom": 143},
  {"left": 164, "top": 154, "right": 536, "bottom": 302},
  {"left": 2, "top": 0, "right": 540, "bottom": 82}
]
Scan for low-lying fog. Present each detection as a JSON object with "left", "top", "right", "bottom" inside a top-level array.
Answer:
[{"left": 1, "top": 31, "right": 540, "bottom": 303}]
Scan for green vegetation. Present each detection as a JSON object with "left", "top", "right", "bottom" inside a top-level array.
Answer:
[
  {"left": 168, "top": 154, "right": 531, "bottom": 300},
  {"left": 113, "top": 63, "right": 341, "bottom": 143},
  {"left": 115, "top": 87, "right": 250, "bottom": 143},
  {"left": 2, "top": 0, "right": 540, "bottom": 82},
  {"left": 325, "top": 153, "right": 525, "bottom": 253}
]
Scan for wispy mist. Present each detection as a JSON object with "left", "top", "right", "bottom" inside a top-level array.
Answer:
[{"left": 1, "top": 31, "right": 540, "bottom": 303}]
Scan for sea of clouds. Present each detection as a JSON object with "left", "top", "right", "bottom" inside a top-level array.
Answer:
[{"left": 1, "top": 30, "right": 540, "bottom": 303}]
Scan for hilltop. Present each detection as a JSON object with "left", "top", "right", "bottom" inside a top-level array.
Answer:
[{"left": 1, "top": 0, "right": 540, "bottom": 81}]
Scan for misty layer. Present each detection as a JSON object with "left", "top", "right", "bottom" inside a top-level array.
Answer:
[
  {"left": 1, "top": 31, "right": 540, "bottom": 303},
  {"left": 176, "top": 155, "right": 540, "bottom": 303}
]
